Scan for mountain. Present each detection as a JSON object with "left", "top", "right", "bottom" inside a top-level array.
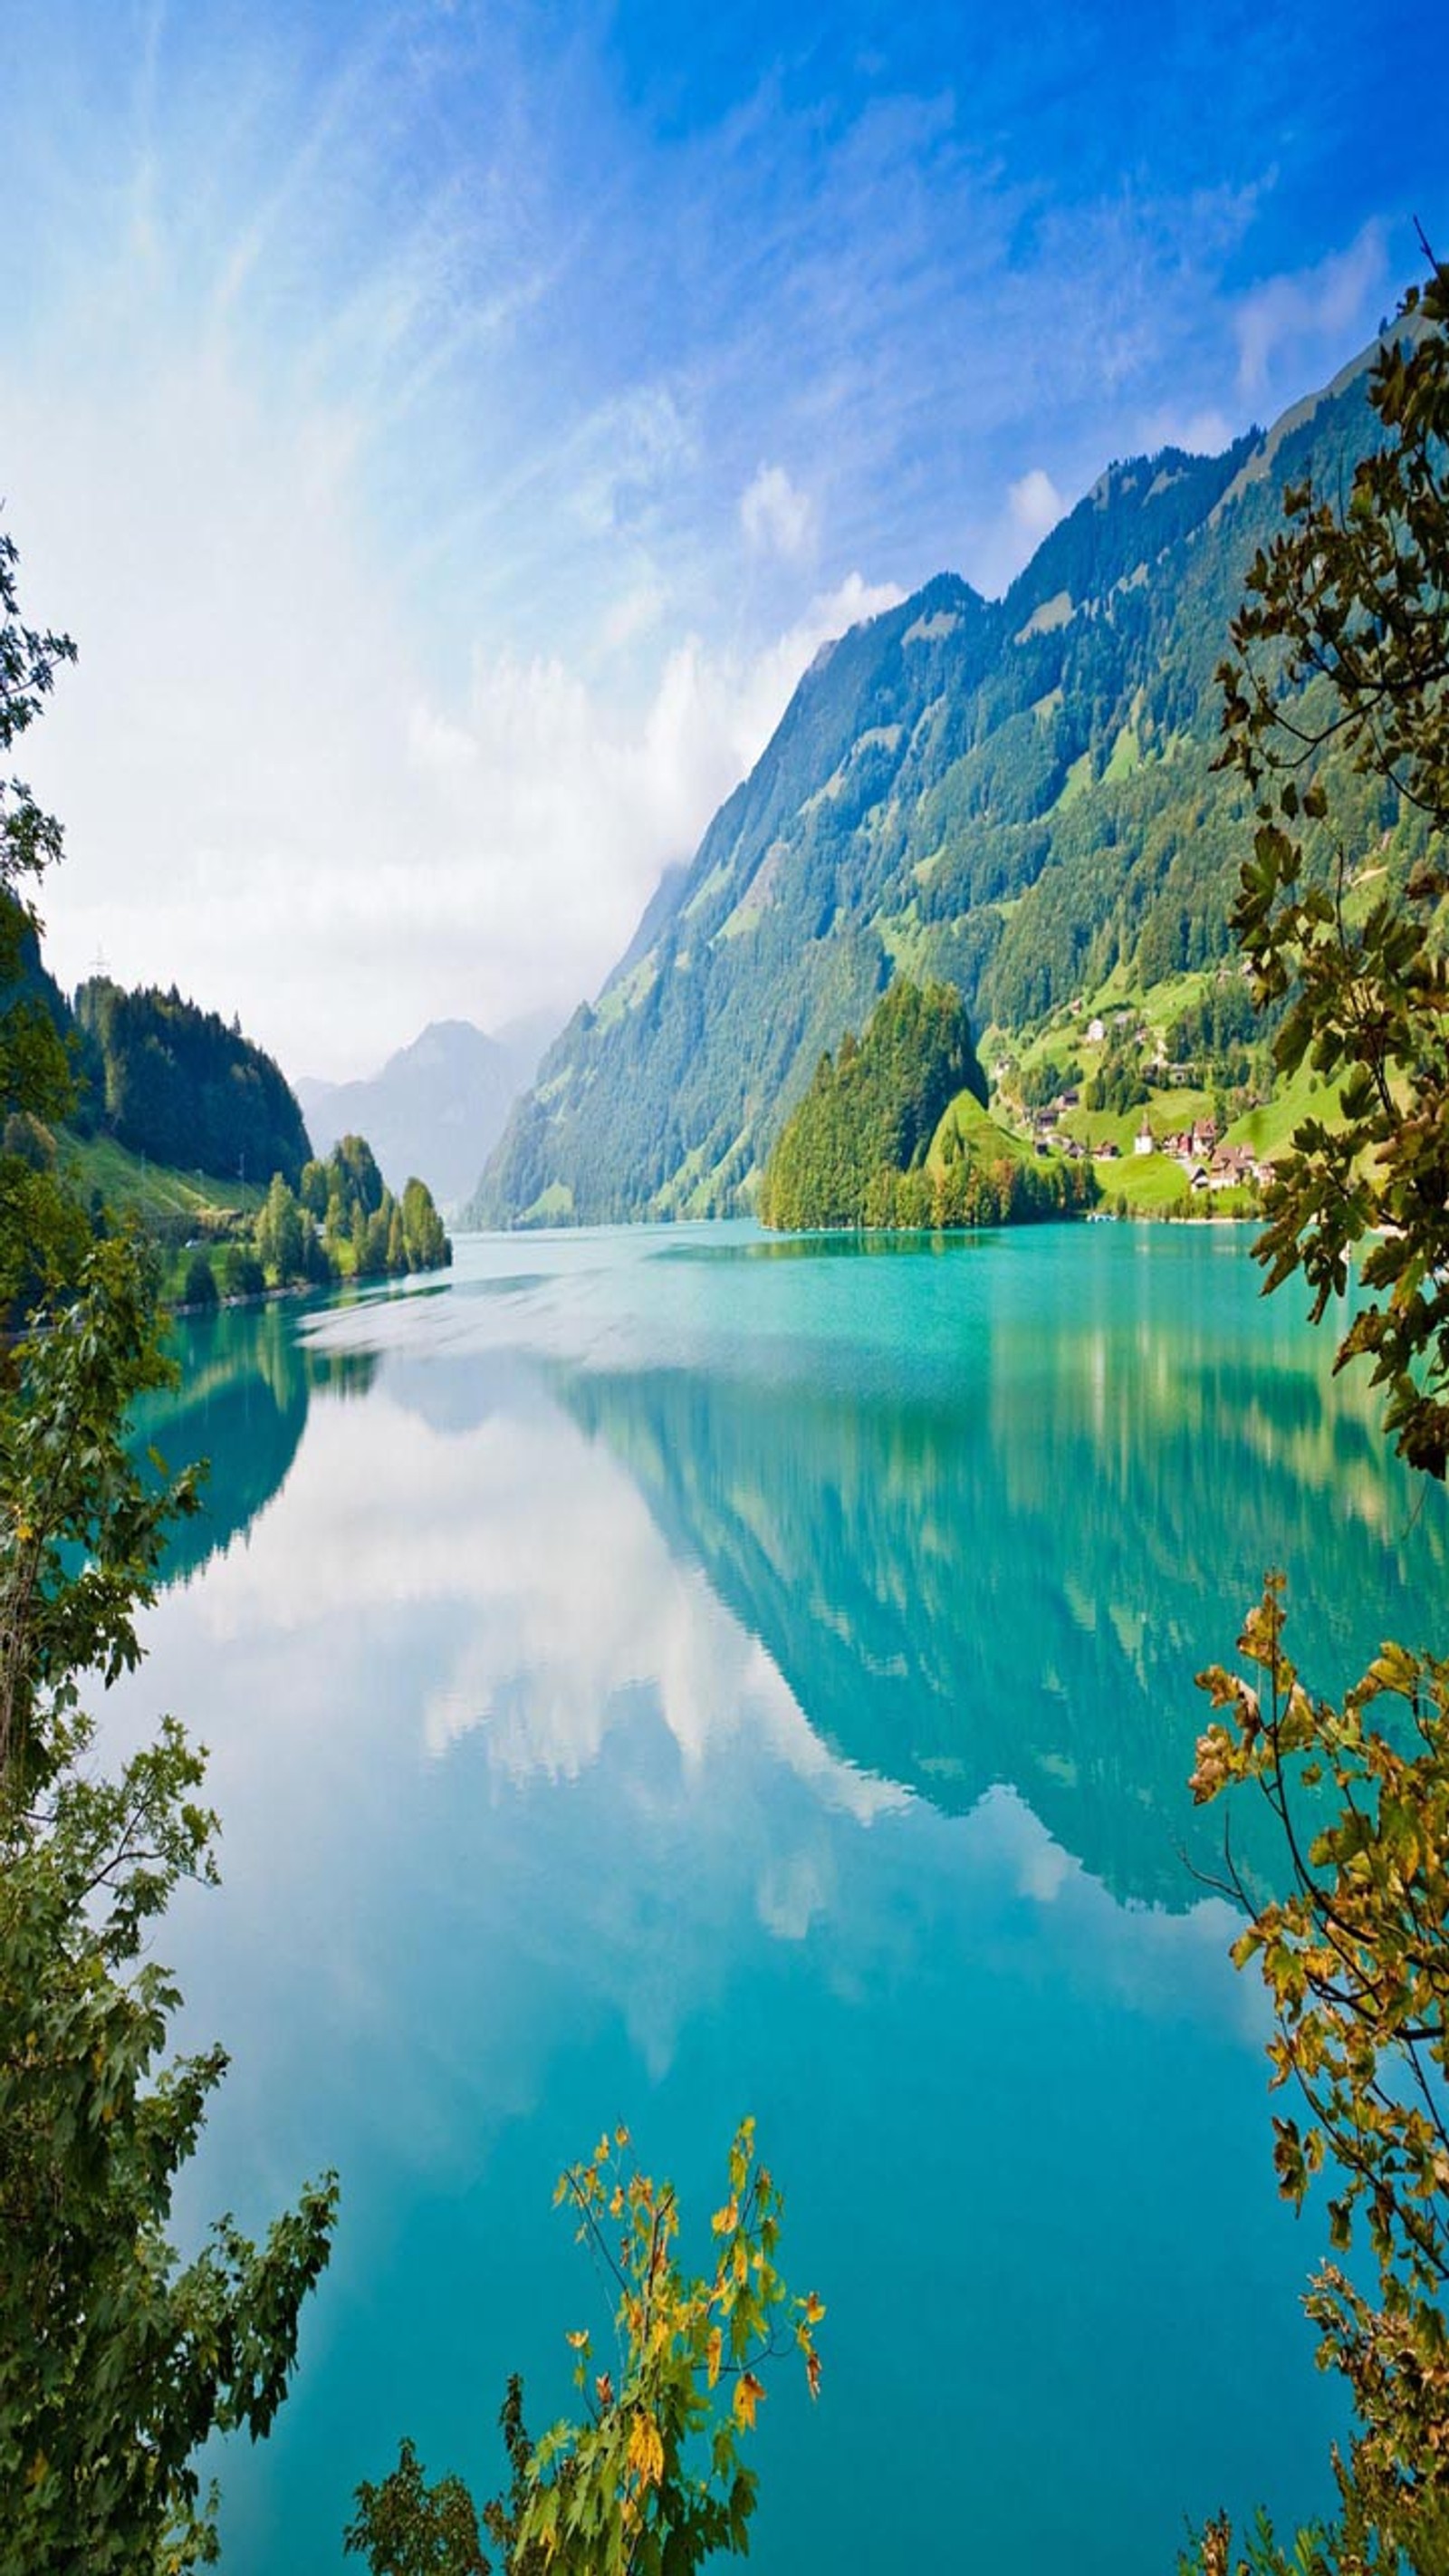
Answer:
[
  {"left": 73, "top": 976, "right": 311, "bottom": 1188},
  {"left": 473, "top": 333, "right": 1415, "bottom": 1229},
  {"left": 298, "top": 1014, "right": 554, "bottom": 1210}
]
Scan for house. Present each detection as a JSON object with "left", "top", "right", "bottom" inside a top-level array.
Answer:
[
  {"left": 1208, "top": 1144, "right": 1268, "bottom": 1191},
  {"left": 1087, "top": 1016, "right": 1106, "bottom": 1043},
  {"left": 1134, "top": 1118, "right": 1155, "bottom": 1158},
  {"left": 1169, "top": 1121, "right": 1220, "bottom": 1172}
]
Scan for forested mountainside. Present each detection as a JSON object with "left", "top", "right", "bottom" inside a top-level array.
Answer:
[
  {"left": 73, "top": 976, "right": 311, "bottom": 1187},
  {"left": 473, "top": 334, "right": 1422, "bottom": 1229}
]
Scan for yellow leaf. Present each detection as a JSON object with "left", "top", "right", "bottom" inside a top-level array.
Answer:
[
  {"left": 706, "top": 2325, "right": 723, "bottom": 2388},
  {"left": 626, "top": 2410, "right": 665, "bottom": 2491},
  {"left": 733, "top": 2371, "right": 766, "bottom": 2431}
]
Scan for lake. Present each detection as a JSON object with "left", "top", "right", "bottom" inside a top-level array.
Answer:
[{"left": 106, "top": 1220, "right": 1446, "bottom": 2572}]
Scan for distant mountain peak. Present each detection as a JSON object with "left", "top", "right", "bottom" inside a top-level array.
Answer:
[{"left": 299, "top": 1012, "right": 560, "bottom": 1210}]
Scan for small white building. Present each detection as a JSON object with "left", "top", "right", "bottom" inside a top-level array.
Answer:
[{"left": 1134, "top": 1117, "right": 1155, "bottom": 1158}]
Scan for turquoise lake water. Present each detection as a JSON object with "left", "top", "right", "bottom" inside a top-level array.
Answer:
[{"left": 107, "top": 1220, "right": 1448, "bottom": 2572}]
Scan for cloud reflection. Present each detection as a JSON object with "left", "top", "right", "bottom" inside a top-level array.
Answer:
[{"left": 184, "top": 1364, "right": 903, "bottom": 1832}]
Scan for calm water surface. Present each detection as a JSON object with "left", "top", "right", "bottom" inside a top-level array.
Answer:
[{"left": 107, "top": 1222, "right": 1447, "bottom": 2573}]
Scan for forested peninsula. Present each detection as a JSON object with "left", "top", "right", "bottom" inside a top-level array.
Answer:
[{"left": 0, "top": 940, "right": 451, "bottom": 1312}]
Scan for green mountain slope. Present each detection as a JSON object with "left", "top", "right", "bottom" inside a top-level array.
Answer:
[
  {"left": 472, "top": 336, "right": 1418, "bottom": 1229},
  {"left": 74, "top": 976, "right": 311, "bottom": 1186}
]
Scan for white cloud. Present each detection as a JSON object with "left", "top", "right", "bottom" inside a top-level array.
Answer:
[
  {"left": 963, "top": 467, "right": 1071, "bottom": 598},
  {"left": 567, "top": 386, "right": 696, "bottom": 538},
  {"left": 1007, "top": 466, "right": 1066, "bottom": 542},
  {"left": 600, "top": 579, "right": 668, "bottom": 651},
  {"left": 188, "top": 1358, "right": 904, "bottom": 1837},
  {"left": 1233, "top": 222, "right": 1387, "bottom": 396},
  {"left": 1137, "top": 403, "right": 1235, "bottom": 457},
  {"left": 649, "top": 571, "right": 904, "bottom": 806},
  {"left": 5, "top": 322, "right": 897, "bottom": 1081},
  {"left": 739, "top": 462, "right": 817, "bottom": 562}
]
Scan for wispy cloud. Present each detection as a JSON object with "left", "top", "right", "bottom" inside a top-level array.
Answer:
[
  {"left": 740, "top": 463, "right": 817, "bottom": 562},
  {"left": 1233, "top": 222, "right": 1387, "bottom": 396}
]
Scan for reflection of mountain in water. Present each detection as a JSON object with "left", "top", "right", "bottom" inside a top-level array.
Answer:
[
  {"left": 558, "top": 1299, "right": 1444, "bottom": 1909},
  {"left": 132, "top": 1302, "right": 378, "bottom": 1585}
]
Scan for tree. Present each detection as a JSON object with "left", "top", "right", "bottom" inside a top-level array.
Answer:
[
  {"left": 0, "top": 519, "right": 74, "bottom": 915},
  {"left": 0, "top": 521, "right": 88, "bottom": 1316},
  {"left": 0, "top": 524, "right": 337, "bottom": 2570},
  {"left": 348, "top": 2120, "right": 822, "bottom": 2576},
  {"left": 1218, "top": 250, "right": 1449, "bottom": 1475},
  {"left": 1182, "top": 254, "right": 1449, "bottom": 2575},
  {"left": 223, "top": 1242, "right": 266, "bottom": 1301},
  {"left": 363, "top": 1203, "right": 390, "bottom": 1275},
  {"left": 257, "top": 1171, "right": 304, "bottom": 1285},
  {"left": 335, "top": 1131, "right": 386, "bottom": 1217},
  {"left": 1188, "top": 1589, "right": 1449, "bottom": 2574},
  {"left": 401, "top": 1176, "right": 450, "bottom": 1274},
  {"left": 0, "top": 1235, "right": 339, "bottom": 2573},
  {"left": 182, "top": 1247, "right": 218, "bottom": 1309}
]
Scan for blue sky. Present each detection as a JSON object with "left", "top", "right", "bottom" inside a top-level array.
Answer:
[{"left": 2, "top": 0, "right": 1444, "bottom": 1077}]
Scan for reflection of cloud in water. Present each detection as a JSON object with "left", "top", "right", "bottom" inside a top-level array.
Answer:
[
  {"left": 756, "top": 1846, "right": 833, "bottom": 1942},
  {"left": 187, "top": 1370, "right": 903, "bottom": 1831}
]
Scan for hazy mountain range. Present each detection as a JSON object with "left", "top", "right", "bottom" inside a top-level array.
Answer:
[{"left": 299, "top": 1013, "right": 557, "bottom": 1210}]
